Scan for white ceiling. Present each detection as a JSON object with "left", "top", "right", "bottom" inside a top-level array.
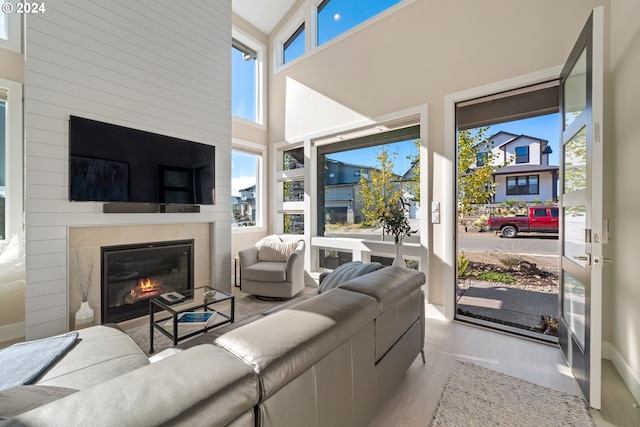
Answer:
[{"left": 232, "top": 0, "right": 298, "bottom": 35}]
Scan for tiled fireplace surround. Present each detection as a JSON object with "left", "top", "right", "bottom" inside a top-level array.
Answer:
[{"left": 68, "top": 223, "right": 212, "bottom": 330}]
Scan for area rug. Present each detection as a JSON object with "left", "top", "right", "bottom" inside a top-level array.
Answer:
[{"left": 431, "top": 360, "right": 594, "bottom": 427}]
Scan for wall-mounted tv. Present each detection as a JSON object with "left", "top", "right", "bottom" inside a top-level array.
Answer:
[{"left": 69, "top": 116, "right": 215, "bottom": 207}]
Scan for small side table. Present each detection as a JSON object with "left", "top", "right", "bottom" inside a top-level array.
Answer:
[{"left": 149, "top": 286, "right": 234, "bottom": 354}]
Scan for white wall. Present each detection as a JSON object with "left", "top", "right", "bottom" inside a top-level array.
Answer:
[
  {"left": 610, "top": 0, "right": 640, "bottom": 403},
  {"left": 23, "top": 0, "right": 232, "bottom": 340}
]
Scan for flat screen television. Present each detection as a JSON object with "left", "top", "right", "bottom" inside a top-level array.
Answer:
[{"left": 69, "top": 116, "right": 215, "bottom": 207}]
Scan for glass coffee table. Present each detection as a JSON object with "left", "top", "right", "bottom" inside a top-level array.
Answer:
[{"left": 149, "top": 286, "right": 234, "bottom": 354}]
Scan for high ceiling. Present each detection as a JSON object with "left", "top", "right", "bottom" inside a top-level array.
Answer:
[{"left": 232, "top": 0, "right": 297, "bottom": 35}]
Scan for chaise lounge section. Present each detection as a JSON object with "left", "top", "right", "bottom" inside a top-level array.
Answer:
[{"left": 1, "top": 266, "right": 426, "bottom": 426}]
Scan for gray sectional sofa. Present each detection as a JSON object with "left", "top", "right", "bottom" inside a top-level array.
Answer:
[{"left": 1, "top": 266, "right": 426, "bottom": 426}]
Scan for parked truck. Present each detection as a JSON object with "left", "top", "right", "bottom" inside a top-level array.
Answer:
[{"left": 487, "top": 206, "right": 559, "bottom": 238}]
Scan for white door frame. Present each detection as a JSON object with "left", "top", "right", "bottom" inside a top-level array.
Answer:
[{"left": 443, "top": 66, "right": 562, "bottom": 321}]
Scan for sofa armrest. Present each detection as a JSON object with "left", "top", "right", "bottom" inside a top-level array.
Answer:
[
  {"left": 284, "top": 240, "right": 305, "bottom": 284},
  {"left": 239, "top": 246, "right": 259, "bottom": 269}
]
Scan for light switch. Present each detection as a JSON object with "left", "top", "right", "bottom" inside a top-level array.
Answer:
[{"left": 431, "top": 201, "right": 440, "bottom": 224}]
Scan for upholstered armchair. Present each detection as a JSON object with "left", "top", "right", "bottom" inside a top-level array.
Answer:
[{"left": 239, "top": 235, "right": 305, "bottom": 299}]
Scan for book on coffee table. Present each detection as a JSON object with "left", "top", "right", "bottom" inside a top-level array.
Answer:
[{"left": 164, "top": 311, "right": 217, "bottom": 327}]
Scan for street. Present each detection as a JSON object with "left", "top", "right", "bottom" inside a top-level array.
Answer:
[{"left": 459, "top": 232, "right": 559, "bottom": 256}]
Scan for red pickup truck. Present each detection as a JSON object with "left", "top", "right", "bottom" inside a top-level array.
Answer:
[{"left": 487, "top": 206, "right": 559, "bottom": 238}]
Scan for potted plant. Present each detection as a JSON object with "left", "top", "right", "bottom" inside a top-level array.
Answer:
[{"left": 380, "top": 196, "right": 416, "bottom": 267}]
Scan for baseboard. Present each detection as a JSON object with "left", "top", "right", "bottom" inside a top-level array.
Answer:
[
  {"left": 603, "top": 340, "right": 640, "bottom": 405},
  {"left": 0, "top": 321, "right": 25, "bottom": 343}
]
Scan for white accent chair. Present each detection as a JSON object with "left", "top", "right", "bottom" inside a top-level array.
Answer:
[{"left": 239, "top": 236, "right": 305, "bottom": 299}]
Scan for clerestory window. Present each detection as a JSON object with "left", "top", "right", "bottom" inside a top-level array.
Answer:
[
  {"left": 232, "top": 35, "right": 264, "bottom": 124},
  {"left": 317, "top": 0, "right": 402, "bottom": 46},
  {"left": 284, "top": 23, "right": 305, "bottom": 64}
]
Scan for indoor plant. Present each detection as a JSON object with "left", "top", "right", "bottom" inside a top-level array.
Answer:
[{"left": 380, "top": 196, "right": 415, "bottom": 267}]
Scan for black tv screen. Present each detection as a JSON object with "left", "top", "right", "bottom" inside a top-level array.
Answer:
[{"left": 69, "top": 116, "right": 215, "bottom": 205}]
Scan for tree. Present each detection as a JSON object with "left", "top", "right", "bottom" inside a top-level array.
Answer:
[
  {"left": 457, "top": 127, "right": 504, "bottom": 216},
  {"left": 405, "top": 139, "right": 421, "bottom": 205},
  {"left": 358, "top": 147, "right": 403, "bottom": 230}
]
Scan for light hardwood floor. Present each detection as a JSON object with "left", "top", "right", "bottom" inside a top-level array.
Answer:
[{"left": 369, "top": 305, "right": 640, "bottom": 427}]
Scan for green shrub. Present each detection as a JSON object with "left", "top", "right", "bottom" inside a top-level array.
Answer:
[
  {"left": 458, "top": 252, "right": 470, "bottom": 277},
  {"left": 477, "top": 271, "right": 516, "bottom": 284},
  {"left": 499, "top": 256, "right": 521, "bottom": 268}
]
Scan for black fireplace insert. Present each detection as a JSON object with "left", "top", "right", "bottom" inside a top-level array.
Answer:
[{"left": 101, "top": 239, "right": 194, "bottom": 323}]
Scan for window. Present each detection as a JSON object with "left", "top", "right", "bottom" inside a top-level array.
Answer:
[
  {"left": 0, "top": 8, "right": 20, "bottom": 52},
  {"left": 284, "top": 23, "right": 305, "bottom": 64},
  {"left": 232, "top": 149, "right": 262, "bottom": 228},
  {"left": 284, "top": 213, "right": 304, "bottom": 234},
  {"left": 506, "top": 175, "right": 539, "bottom": 195},
  {"left": 515, "top": 146, "right": 529, "bottom": 164},
  {"left": 232, "top": 35, "right": 264, "bottom": 124},
  {"left": 317, "top": 126, "right": 420, "bottom": 238},
  {"left": 476, "top": 151, "right": 487, "bottom": 167},
  {"left": 533, "top": 208, "right": 547, "bottom": 218},
  {"left": 317, "top": 0, "right": 402, "bottom": 46},
  {"left": 284, "top": 147, "right": 304, "bottom": 170},
  {"left": 0, "top": 79, "right": 22, "bottom": 241}
]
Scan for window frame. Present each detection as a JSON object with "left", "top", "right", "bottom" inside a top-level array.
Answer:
[
  {"left": 515, "top": 146, "right": 530, "bottom": 164},
  {"left": 506, "top": 174, "right": 539, "bottom": 196},
  {"left": 315, "top": 125, "right": 420, "bottom": 238},
  {"left": 0, "top": 10, "right": 21, "bottom": 52},
  {"left": 274, "top": 0, "right": 414, "bottom": 71},
  {"left": 283, "top": 22, "right": 306, "bottom": 65},
  {"left": 231, "top": 28, "right": 266, "bottom": 127},
  {"left": 231, "top": 139, "right": 266, "bottom": 233}
]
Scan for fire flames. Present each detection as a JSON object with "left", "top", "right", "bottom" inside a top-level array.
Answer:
[{"left": 129, "top": 278, "right": 162, "bottom": 301}]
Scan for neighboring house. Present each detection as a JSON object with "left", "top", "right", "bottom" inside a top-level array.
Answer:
[
  {"left": 324, "top": 158, "right": 417, "bottom": 224},
  {"left": 476, "top": 131, "right": 559, "bottom": 204},
  {"left": 234, "top": 185, "right": 256, "bottom": 226},
  {"left": 324, "top": 159, "right": 369, "bottom": 224}
]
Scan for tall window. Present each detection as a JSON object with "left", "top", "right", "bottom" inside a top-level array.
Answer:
[
  {"left": 278, "top": 147, "right": 305, "bottom": 235},
  {"left": 316, "top": 126, "right": 420, "bottom": 239},
  {"left": 232, "top": 149, "right": 261, "bottom": 228},
  {"left": 232, "top": 36, "right": 263, "bottom": 124},
  {"left": 284, "top": 23, "right": 305, "bottom": 64},
  {"left": 317, "top": 0, "right": 402, "bottom": 46},
  {"left": 476, "top": 151, "right": 487, "bottom": 167},
  {"left": 515, "top": 146, "right": 530, "bottom": 163}
]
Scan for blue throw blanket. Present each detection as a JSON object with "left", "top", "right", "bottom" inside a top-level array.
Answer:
[{"left": 0, "top": 332, "right": 79, "bottom": 391}]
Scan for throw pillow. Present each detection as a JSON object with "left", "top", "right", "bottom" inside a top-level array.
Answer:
[
  {"left": 0, "top": 385, "right": 76, "bottom": 420},
  {"left": 318, "top": 261, "right": 384, "bottom": 293},
  {"left": 257, "top": 239, "right": 300, "bottom": 262}
]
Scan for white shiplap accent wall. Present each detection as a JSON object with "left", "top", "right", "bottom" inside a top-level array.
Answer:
[{"left": 24, "top": 0, "right": 232, "bottom": 340}]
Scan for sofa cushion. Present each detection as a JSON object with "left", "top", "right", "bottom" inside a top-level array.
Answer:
[
  {"left": 318, "top": 261, "right": 383, "bottom": 293},
  {"left": 215, "top": 288, "right": 378, "bottom": 400},
  {"left": 243, "top": 261, "right": 288, "bottom": 282},
  {"left": 34, "top": 325, "right": 149, "bottom": 390},
  {"left": 0, "top": 385, "right": 76, "bottom": 421},
  {"left": 257, "top": 238, "right": 299, "bottom": 262},
  {"left": 340, "top": 266, "right": 426, "bottom": 313}
]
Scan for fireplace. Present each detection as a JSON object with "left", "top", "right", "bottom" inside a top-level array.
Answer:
[{"left": 101, "top": 239, "right": 194, "bottom": 323}]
